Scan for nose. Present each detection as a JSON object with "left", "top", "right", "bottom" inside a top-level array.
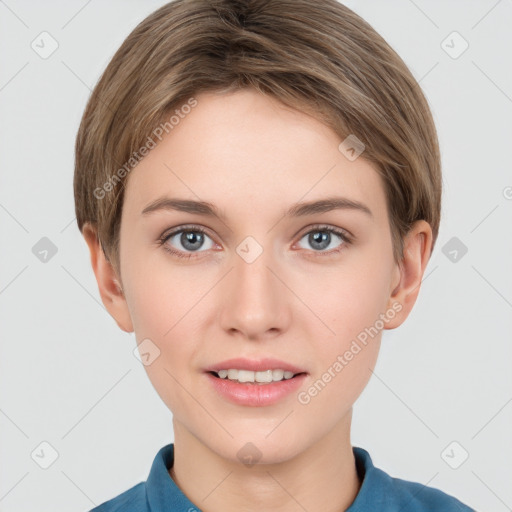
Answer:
[{"left": 218, "top": 243, "right": 291, "bottom": 341}]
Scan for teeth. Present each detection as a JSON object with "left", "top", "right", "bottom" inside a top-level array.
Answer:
[{"left": 215, "top": 369, "right": 298, "bottom": 383}]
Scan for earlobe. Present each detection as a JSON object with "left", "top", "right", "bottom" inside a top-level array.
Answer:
[
  {"left": 385, "top": 220, "right": 433, "bottom": 330},
  {"left": 82, "top": 223, "right": 134, "bottom": 333}
]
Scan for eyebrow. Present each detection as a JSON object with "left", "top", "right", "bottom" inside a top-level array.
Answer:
[{"left": 141, "top": 196, "right": 373, "bottom": 220}]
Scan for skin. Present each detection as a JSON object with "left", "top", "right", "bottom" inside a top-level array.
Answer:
[{"left": 83, "top": 88, "right": 432, "bottom": 512}]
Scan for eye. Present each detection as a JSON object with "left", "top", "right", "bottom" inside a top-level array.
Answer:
[
  {"left": 158, "top": 225, "right": 216, "bottom": 259},
  {"left": 158, "top": 223, "right": 353, "bottom": 260},
  {"left": 295, "top": 225, "right": 352, "bottom": 255}
]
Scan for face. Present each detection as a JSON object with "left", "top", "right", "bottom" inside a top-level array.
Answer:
[{"left": 103, "top": 88, "right": 420, "bottom": 464}]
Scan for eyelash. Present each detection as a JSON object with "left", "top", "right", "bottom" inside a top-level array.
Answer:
[{"left": 157, "top": 224, "right": 353, "bottom": 260}]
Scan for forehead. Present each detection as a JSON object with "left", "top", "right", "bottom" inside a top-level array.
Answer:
[{"left": 123, "top": 89, "right": 387, "bottom": 222}]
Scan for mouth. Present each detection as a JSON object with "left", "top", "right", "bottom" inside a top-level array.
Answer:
[
  {"left": 205, "top": 369, "right": 308, "bottom": 406},
  {"left": 207, "top": 369, "right": 308, "bottom": 385}
]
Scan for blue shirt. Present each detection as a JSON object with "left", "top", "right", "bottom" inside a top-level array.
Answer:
[{"left": 89, "top": 444, "right": 475, "bottom": 511}]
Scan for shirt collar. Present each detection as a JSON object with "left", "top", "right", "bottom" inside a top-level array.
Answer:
[
  {"left": 146, "top": 443, "right": 386, "bottom": 511},
  {"left": 145, "top": 443, "right": 198, "bottom": 511},
  {"left": 347, "top": 446, "right": 397, "bottom": 510}
]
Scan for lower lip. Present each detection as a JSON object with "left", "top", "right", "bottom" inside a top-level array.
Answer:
[{"left": 205, "top": 372, "right": 308, "bottom": 407}]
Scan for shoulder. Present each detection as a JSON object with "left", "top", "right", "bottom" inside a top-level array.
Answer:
[
  {"left": 351, "top": 447, "right": 475, "bottom": 512},
  {"left": 88, "top": 482, "right": 148, "bottom": 512},
  {"left": 376, "top": 467, "right": 474, "bottom": 511}
]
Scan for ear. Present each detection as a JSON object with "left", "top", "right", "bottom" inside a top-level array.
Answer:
[
  {"left": 385, "top": 220, "right": 433, "bottom": 330},
  {"left": 82, "top": 223, "right": 134, "bottom": 333}
]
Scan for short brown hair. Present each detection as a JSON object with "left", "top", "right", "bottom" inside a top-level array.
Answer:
[{"left": 74, "top": 0, "right": 441, "bottom": 276}]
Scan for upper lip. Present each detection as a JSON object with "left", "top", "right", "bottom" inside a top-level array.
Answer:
[{"left": 205, "top": 357, "right": 307, "bottom": 375}]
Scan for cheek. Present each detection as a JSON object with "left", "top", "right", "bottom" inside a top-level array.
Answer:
[
  {"left": 123, "top": 253, "right": 197, "bottom": 335},
  {"left": 307, "top": 261, "right": 391, "bottom": 345},
  {"left": 296, "top": 275, "right": 384, "bottom": 417},
  {"left": 128, "top": 277, "right": 200, "bottom": 365},
  {"left": 299, "top": 257, "right": 390, "bottom": 394},
  {"left": 123, "top": 261, "right": 205, "bottom": 398}
]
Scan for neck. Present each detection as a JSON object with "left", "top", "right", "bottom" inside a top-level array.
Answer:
[{"left": 168, "top": 411, "right": 361, "bottom": 512}]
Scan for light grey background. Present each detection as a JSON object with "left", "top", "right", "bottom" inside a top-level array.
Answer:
[{"left": 0, "top": 1, "right": 511, "bottom": 511}]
